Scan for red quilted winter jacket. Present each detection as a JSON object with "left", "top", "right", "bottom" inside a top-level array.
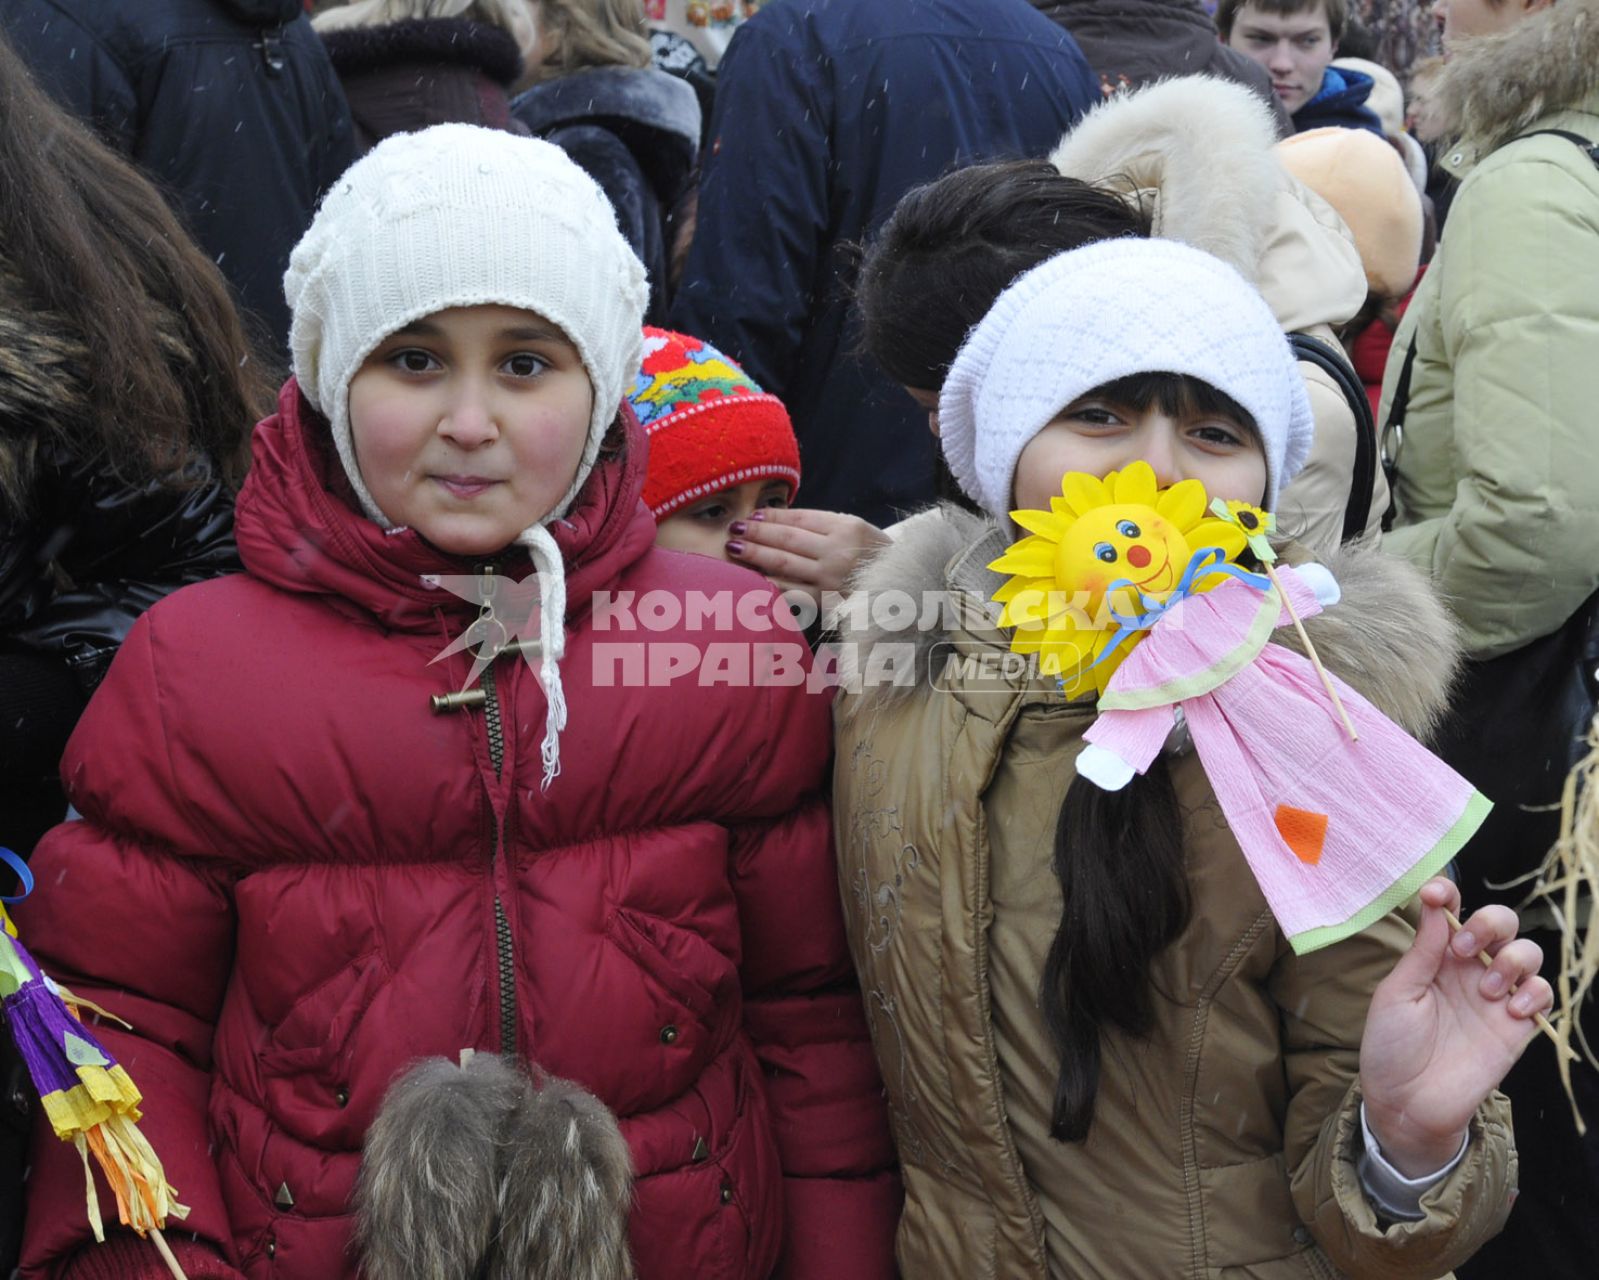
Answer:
[{"left": 17, "top": 382, "right": 900, "bottom": 1279}]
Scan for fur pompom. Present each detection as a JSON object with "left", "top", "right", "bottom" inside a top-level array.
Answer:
[
  {"left": 492, "top": 1076, "right": 635, "bottom": 1280},
  {"left": 354, "top": 1055, "right": 633, "bottom": 1280},
  {"left": 354, "top": 1054, "right": 525, "bottom": 1280}
]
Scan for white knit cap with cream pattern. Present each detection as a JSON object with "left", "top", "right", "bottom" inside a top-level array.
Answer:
[
  {"left": 939, "top": 237, "right": 1313, "bottom": 523},
  {"left": 284, "top": 124, "right": 648, "bottom": 787}
]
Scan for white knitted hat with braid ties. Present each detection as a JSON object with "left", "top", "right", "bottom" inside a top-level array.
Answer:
[
  {"left": 284, "top": 124, "right": 649, "bottom": 788},
  {"left": 939, "top": 237, "right": 1314, "bottom": 523}
]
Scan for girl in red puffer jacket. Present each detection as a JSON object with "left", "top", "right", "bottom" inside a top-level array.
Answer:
[{"left": 15, "top": 125, "right": 898, "bottom": 1280}]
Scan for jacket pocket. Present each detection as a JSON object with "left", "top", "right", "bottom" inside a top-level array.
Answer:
[
  {"left": 1201, "top": 1151, "right": 1310, "bottom": 1273},
  {"left": 262, "top": 952, "right": 390, "bottom": 1086},
  {"left": 606, "top": 907, "right": 721, "bottom": 1023}
]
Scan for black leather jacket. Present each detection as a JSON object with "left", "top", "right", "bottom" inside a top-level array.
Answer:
[{"left": 0, "top": 445, "right": 239, "bottom": 694}]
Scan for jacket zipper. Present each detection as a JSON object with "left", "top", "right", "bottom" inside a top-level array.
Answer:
[{"left": 479, "top": 600, "right": 518, "bottom": 1057}]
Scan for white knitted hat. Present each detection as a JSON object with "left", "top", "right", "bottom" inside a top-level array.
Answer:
[
  {"left": 285, "top": 124, "right": 646, "bottom": 525},
  {"left": 939, "top": 237, "right": 1314, "bottom": 521},
  {"left": 284, "top": 124, "right": 648, "bottom": 787}
]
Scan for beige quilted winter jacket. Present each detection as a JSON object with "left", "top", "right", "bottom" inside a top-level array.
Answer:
[{"left": 833, "top": 508, "right": 1516, "bottom": 1278}]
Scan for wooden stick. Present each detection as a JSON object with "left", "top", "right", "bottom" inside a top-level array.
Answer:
[
  {"left": 151, "top": 1228, "right": 189, "bottom": 1280},
  {"left": 1444, "top": 909, "right": 1577, "bottom": 1063},
  {"left": 1263, "top": 562, "right": 1359, "bottom": 742}
]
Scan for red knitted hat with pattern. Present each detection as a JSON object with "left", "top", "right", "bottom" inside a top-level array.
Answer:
[{"left": 630, "top": 327, "right": 801, "bottom": 519}]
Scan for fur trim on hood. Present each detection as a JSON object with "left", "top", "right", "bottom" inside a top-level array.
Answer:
[
  {"left": 355, "top": 1054, "right": 633, "bottom": 1280},
  {"left": 513, "top": 65, "right": 701, "bottom": 152},
  {"left": 1051, "top": 75, "right": 1281, "bottom": 281},
  {"left": 218, "top": 0, "right": 301, "bottom": 24},
  {"left": 512, "top": 65, "right": 701, "bottom": 202},
  {"left": 838, "top": 505, "right": 1460, "bottom": 744},
  {"left": 0, "top": 257, "right": 104, "bottom": 513},
  {"left": 1049, "top": 76, "right": 1365, "bottom": 331},
  {"left": 320, "top": 18, "right": 525, "bottom": 87},
  {"left": 1431, "top": 0, "right": 1599, "bottom": 152}
]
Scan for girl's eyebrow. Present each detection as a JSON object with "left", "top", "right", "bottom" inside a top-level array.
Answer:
[
  {"left": 500, "top": 324, "right": 570, "bottom": 344},
  {"left": 384, "top": 320, "right": 571, "bottom": 344}
]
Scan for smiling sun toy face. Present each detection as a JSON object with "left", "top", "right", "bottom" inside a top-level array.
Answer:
[{"left": 989, "top": 461, "right": 1250, "bottom": 699}]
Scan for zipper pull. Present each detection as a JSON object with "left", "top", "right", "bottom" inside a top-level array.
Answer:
[
  {"left": 495, "top": 637, "right": 543, "bottom": 659},
  {"left": 425, "top": 562, "right": 531, "bottom": 713},
  {"left": 468, "top": 563, "right": 509, "bottom": 660},
  {"left": 431, "top": 689, "right": 488, "bottom": 714}
]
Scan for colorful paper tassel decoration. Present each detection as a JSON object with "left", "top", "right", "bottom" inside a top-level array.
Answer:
[{"left": 0, "top": 849, "right": 189, "bottom": 1272}]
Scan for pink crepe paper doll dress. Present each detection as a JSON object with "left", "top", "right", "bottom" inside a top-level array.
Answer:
[{"left": 1078, "top": 563, "right": 1490, "bottom": 954}]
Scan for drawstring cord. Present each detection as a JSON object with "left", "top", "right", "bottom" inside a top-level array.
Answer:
[{"left": 516, "top": 526, "right": 568, "bottom": 791}]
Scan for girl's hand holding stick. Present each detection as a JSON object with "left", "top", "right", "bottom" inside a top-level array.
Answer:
[{"left": 1361, "top": 877, "right": 1556, "bottom": 1176}]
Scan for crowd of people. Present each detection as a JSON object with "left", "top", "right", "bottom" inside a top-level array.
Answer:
[{"left": 0, "top": 1, "right": 1595, "bottom": 1278}]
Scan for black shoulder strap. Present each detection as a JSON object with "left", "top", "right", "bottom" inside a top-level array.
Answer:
[
  {"left": 1379, "top": 335, "right": 1417, "bottom": 534},
  {"left": 1517, "top": 128, "right": 1599, "bottom": 168},
  {"left": 1287, "top": 332, "right": 1377, "bottom": 543}
]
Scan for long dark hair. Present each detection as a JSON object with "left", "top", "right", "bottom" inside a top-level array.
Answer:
[
  {"left": 1041, "top": 371, "right": 1261, "bottom": 1142},
  {"left": 857, "top": 159, "right": 1153, "bottom": 392},
  {"left": 1045, "top": 760, "right": 1188, "bottom": 1141},
  {"left": 0, "top": 29, "right": 272, "bottom": 513}
]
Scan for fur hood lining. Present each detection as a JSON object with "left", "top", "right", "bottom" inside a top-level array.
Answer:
[
  {"left": 1431, "top": 0, "right": 1599, "bottom": 151},
  {"left": 321, "top": 18, "right": 525, "bottom": 87},
  {"left": 512, "top": 66, "right": 701, "bottom": 151},
  {"left": 1047, "top": 75, "right": 1365, "bottom": 329}
]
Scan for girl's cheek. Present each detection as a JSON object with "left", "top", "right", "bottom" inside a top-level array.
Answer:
[
  {"left": 523, "top": 401, "right": 593, "bottom": 470},
  {"left": 654, "top": 516, "right": 729, "bottom": 561},
  {"left": 349, "top": 416, "right": 414, "bottom": 490}
]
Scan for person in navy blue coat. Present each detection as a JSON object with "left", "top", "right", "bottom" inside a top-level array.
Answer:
[
  {"left": 668, "top": 0, "right": 1098, "bottom": 527},
  {"left": 2, "top": 0, "right": 354, "bottom": 355}
]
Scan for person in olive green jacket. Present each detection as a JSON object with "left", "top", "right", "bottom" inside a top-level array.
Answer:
[
  {"left": 1379, "top": 0, "right": 1599, "bottom": 660},
  {"left": 1377, "top": 6, "right": 1599, "bottom": 1276},
  {"left": 834, "top": 237, "right": 1550, "bottom": 1278}
]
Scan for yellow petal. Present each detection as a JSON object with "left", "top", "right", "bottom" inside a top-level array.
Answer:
[
  {"left": 1041, "top": 637, "right": 1091, "bottom": 676},
  {"left": 1010, "top": 508, "right": 1066, "bottom": 538},
  {"left": 1059, "top": 472, "right": 1111, "bottom": 518},
  {"left": 1187, "top": 519, "right": 1247, "bottom": 563},
  {"left": 1110, "top": 460, "right": 1158, "bottom": 507},
  {"left": 991, "top": 575, "right": 1033, "bottom": 604},
  {"left": 999, "top": 588, "right": 1055, "bottom": 629},
  {"left": 1057, "top": 650, "right": 1099, "bottom": 696},
  {"left": 1050, "top": 496, "right": 1076, "bottom": 518},
  {"left": 1040, "top": 614, "right": 1086, "bottom": 646},
  {"left": 1155, "top": 478, "right": 1208, "bottom": 530},
  {"left": 988, "top": 537, "right": 1057, "bottom": 577}
]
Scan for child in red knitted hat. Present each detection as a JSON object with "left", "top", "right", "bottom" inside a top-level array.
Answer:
[
  {"left": 632, "top": 327, "right": 887, "bottom": 600},
  {"left": 633, "top": 326, "right": 800, "bottom": 539}
]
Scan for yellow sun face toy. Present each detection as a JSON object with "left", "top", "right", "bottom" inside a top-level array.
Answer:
[{"left": 989, "top": 461, "right": 1250, "bottom": 699}]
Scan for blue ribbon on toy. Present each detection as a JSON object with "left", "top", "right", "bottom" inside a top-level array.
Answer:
[
  {"left": 0, "top": 848, "right": 33, "bottom": 904},
  {"left": 1086, "top": 546, "right": 1270, "bottom": 671}
]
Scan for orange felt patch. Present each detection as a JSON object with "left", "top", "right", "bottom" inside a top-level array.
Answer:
[{"left": 1275, "top": 805, "right": 1329, "bottom": 865}]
